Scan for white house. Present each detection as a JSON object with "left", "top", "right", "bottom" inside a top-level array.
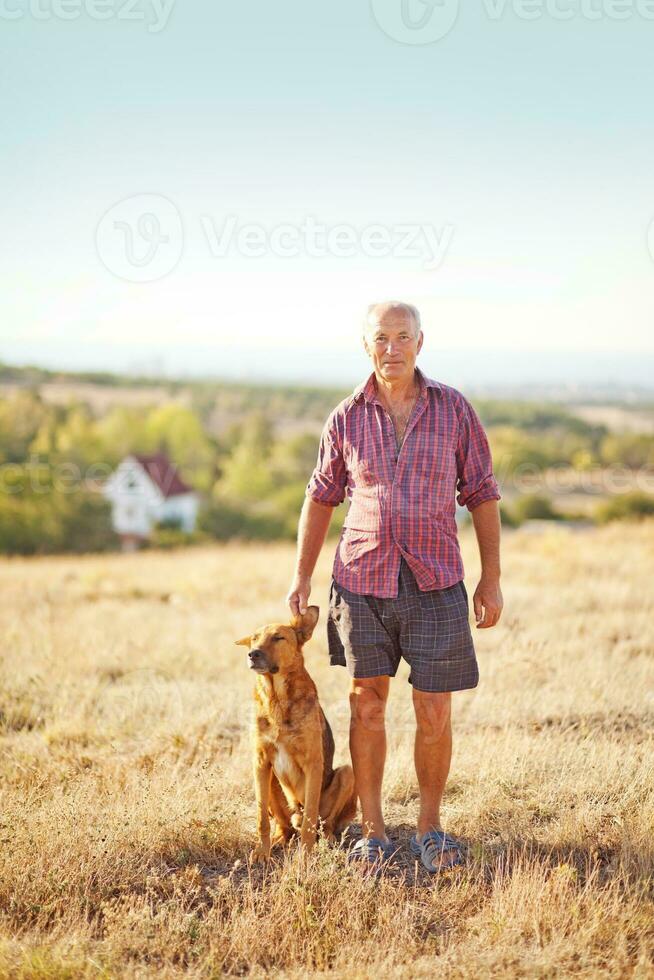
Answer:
[{"left": 103, "top": 452, "right": 199, "bottom": 550}]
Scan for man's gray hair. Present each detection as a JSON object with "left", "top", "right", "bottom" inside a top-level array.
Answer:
[{"left": 364, "top": 301, "right": 422, "bottom": 335}]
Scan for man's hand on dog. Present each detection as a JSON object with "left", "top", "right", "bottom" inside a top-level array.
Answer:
[
  {"left": 287, "top": 574, "right": 312, "bottom": 617},
  {"left": 473, "top": 574, "right": 503, "bottom": 629}
]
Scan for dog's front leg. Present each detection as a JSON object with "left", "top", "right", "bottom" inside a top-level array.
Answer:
[
  {"left": 251, "top": 758, "right": 272, "bottom": 862},
  {"left": 300, "top": 764, "right": 321, "bottom": 851}
]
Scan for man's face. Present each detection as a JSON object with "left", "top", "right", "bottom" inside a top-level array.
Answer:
[{"left": 363, "top": 308, "right": 424, "bottom": 386}]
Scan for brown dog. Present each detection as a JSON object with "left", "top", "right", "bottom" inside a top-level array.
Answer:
[{"left": 236, "top": 606, "right": 356, "bottom": 862}]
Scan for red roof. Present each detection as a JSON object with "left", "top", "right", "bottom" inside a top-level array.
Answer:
[{"left": 133, "top": 453, "right": 193, "bottom": 499}]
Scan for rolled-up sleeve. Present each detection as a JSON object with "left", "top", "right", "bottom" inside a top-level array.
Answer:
[
  {"left": 306, "top": 410, "right": 347, "bottom": 507},
  {"left": 455, "top": 398, "right": 501, "bottom": 511}
]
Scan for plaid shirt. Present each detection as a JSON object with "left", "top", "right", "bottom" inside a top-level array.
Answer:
[{"left": 306, "top": 367, "right": 501, "bottom": 597}]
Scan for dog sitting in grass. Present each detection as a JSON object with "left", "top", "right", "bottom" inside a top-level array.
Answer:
[{"left": 236, "top": 606, "right": 356, "bottom": 862}]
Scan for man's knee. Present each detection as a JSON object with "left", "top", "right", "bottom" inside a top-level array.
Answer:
[
  {"left": 349, "top": 676, "right": 389, "bottom": 732},
  {"left": 412, "top": 689, "right": 451, "bottom": 740}
]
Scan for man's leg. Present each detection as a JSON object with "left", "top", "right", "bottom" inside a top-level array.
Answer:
[
  {"left": 412, "top": 689, "right": 459, "bottom": 865},
  {"left": 349, "top": 675, "right": 390, "bottom": 841}
]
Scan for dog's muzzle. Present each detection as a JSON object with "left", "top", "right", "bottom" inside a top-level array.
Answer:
[{"left": 248, "top": 649, "right": 279, "bottom": 674}]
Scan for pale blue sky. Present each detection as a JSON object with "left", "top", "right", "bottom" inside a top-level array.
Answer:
[{"left": 2, "top": 0, "right": 653, "bottom": 384}]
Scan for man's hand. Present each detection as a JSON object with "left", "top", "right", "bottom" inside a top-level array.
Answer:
[
  {"left": 287, "top": 575, "right": 312, "bottom": 617},
  {"left": 287, "top": 497, "right": 333, "bottom": 617},
  {"left": 472, "top": 575, "right": 503, "bottom": 629}
]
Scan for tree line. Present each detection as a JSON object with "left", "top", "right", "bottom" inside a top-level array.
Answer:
[{"left": 0, "top": 383, "right": 652, "bottom": 554}]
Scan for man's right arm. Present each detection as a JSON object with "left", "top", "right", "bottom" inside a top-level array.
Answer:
[
  {"left": 287, "top": 408, "right": 347, "bottom": 616},
  {"left": 286, "top": 496, "right": 335, "bottom": 616}
]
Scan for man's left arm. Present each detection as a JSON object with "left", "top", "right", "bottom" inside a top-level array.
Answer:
[
  {"left": 455, "top": 398, "right": 503, "bottom": 629},
  {"left": 470, "top": 499, "right": 503, "bottom": 629}
]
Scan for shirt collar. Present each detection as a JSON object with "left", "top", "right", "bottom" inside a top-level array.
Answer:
[{"left": 352, "top": 366, "right": 442, "bottom": 404}]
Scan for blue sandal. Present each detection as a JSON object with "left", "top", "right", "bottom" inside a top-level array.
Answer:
[
  {"left": 410, "top": 830, "right": 465, "bottom": 874},
  {"left": 347, "top": 836, "right": 395, "bottom": 874}
]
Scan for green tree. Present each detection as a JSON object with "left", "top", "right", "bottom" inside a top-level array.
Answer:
[
  {"left": 595, "top": 492, "right": 654, "bottom": 523},
  {"left": 95, "top": 406, "right": 150, "bottom": 465},
  {"left": 143, "top": 404, "right": 215, "bottom": 489},
  {"left": 600, "top": 433, "right": 654, "bottom": 469},
  {"left": 512, "top": 493, "right": 561, "bottom": 522},
  {"left": 0, "top": 390, "right": 49, "bottom": 462}
]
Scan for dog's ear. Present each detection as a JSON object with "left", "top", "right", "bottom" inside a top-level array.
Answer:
[
  {"left": 291, "top": 606, "right": 319, "bottom": 645},
  {"left": 235, "top": 635, "right": 252, "bottom": 647}
]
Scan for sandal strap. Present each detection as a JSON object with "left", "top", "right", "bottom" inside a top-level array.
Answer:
[
  {"left": 351, "top": 836, "right": 393, "bottom": 858},
  {"left": 419, "top": 830, "right": 462, "bottom": 852}
]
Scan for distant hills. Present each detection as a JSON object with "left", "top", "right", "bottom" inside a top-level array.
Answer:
[{"left": 1, "top": 350, "right": 653, "bottom": 407}]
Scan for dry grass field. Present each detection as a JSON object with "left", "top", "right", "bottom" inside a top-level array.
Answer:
[{"left": 1, "top": 522, "right": 653, "bottom": 978}]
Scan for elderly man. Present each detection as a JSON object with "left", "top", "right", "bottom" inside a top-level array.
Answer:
[{"left": 287, "top": 301, "right": 502, "bottom": 873}]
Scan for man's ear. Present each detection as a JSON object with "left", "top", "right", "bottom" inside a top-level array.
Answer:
[
  {"left": 235, "top": 635, "right": 251, "bottom": 647},
  {"left": 291, "top": 606, "right": 319, "bottom": 645}
]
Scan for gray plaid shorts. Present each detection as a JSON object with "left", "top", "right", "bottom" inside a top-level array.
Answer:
[{"left": 327, "top": 557, "right": 479, "bottom": 692}]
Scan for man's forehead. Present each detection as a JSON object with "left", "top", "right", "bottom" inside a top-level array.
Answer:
[{"left": 368, "top": 309, "right": 416, "bottom": 331}]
